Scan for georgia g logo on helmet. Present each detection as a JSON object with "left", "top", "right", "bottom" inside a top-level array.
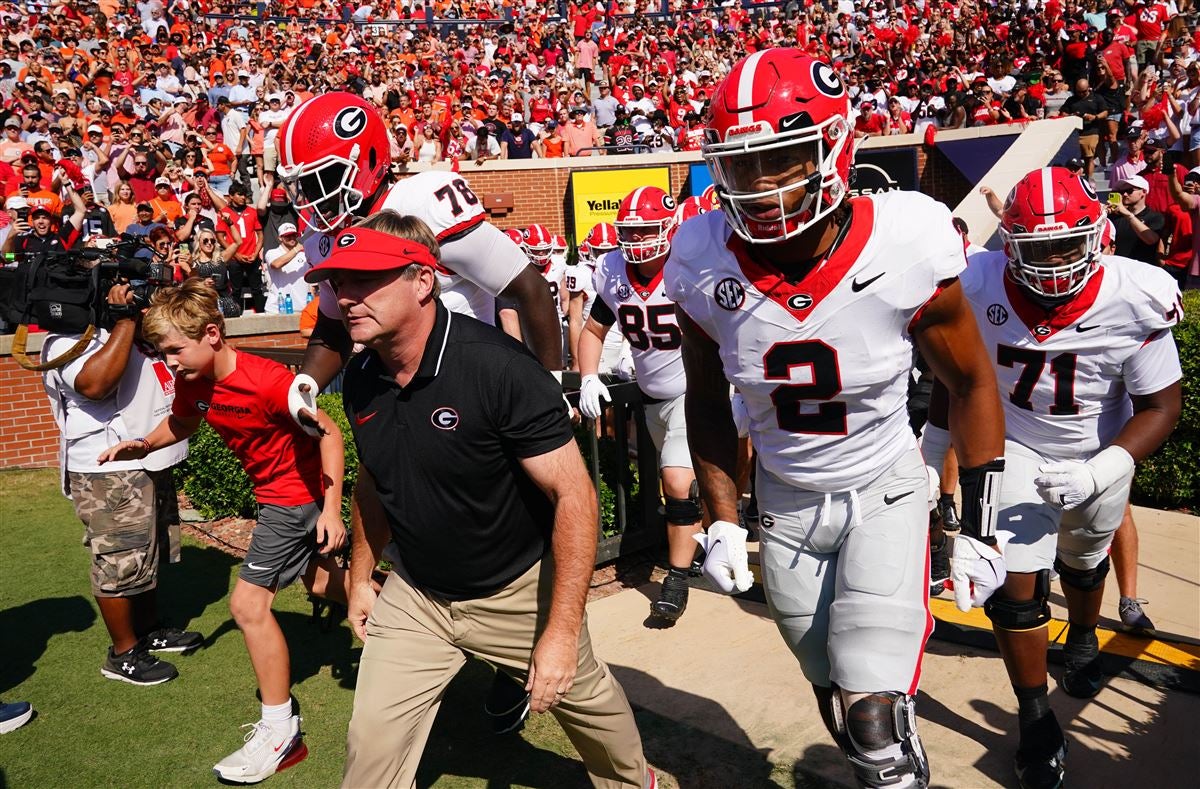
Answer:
[
  {"left": 810, "top": 61, "right": 845, "bottom": 98},
  {"left": 333, "top": 106, "right": 368, "bottom": 140}
]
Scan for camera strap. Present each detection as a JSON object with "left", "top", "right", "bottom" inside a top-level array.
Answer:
[{"left": 11, "top": 322, "right": 97, "bottom": 372}]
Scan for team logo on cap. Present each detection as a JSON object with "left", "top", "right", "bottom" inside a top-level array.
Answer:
[
  {"left": 431, "top": 407, "right": 459, "bottom": 430},
  {"left": 787, "top": 293, "right": 814, "bottom": 311},
  {"left": 714, "top": 277, "right": 745, "bottom": 311},
  {"left": 336, "top": 233, "right": 357, "bottom": 248},
  {"left": 986, "top": 304, "right": 1009, "bottom": 325},
  {"left": 333, "top": 106, "right": 367, "bottom": 140}
]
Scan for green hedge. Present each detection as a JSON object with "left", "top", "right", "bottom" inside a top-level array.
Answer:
[{"left": 1132, "top": 289, "right": 1199, "bottom": 510}]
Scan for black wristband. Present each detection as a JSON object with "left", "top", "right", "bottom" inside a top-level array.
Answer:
[{"left": 958, "top": 457, "right": 1005, "bottom": 544}]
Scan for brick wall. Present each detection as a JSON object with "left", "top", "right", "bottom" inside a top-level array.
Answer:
[{"left": 0, "top": 315, "right": 303, "bottom": 469}]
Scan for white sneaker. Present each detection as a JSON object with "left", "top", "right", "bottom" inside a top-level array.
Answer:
[{"left": 212, "top": 715, "right": 307, "bottom": 784}]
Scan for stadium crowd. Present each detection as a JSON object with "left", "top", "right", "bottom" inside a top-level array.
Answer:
[{"left": 0, "top": 0, "right": 1198, "bottom": 308}]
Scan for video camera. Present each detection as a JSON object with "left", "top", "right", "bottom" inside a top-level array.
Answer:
[{"left": 0, "top": 234, "right": 173, "bottom": 371}]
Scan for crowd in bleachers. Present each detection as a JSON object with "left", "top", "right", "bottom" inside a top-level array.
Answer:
[{"left": 0, "top": 0, "right": 1197, "bottom": 313}]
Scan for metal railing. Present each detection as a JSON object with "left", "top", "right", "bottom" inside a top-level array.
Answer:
[{"left": 573, "top": 144, "right": 653, "bottom": 156}]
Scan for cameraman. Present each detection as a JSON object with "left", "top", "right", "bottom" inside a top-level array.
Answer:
[
  {"left": 2, "top": 182, "right": 86, "bottom": 260},
  {"left": 42, "top": 283, "right": 202, "bottom": 685}
]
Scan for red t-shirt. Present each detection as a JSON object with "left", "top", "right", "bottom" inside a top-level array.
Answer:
[
  {"left": 217, "top": 205, "right": 261, "bottom": 258},
  {"left": 173, "top": 351, "right": 323, "bottom": 506},
  {"left": 1135, "top": 3, "right": 1170, "bottom": 42}
]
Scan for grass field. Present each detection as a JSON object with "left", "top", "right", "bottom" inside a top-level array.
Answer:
[{"left": 0, "top": 468, "right": 604, "bottom": 789}]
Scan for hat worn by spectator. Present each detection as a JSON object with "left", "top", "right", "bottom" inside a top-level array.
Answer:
[
  {"left": 155, "top": 177, "right": 171, "bottom": 187},
  {"left": 136, "top": 202, "right": 153, "bottom": 212},
  {"left": 4, "top": 117, "right": 19, "bottom": 128},
  {"left": 5, "top": 195, "right": 28, "bottom": 209},
  {"left": 30, "top": 206, "right": 52, "bottom": 217},
  {"left": 305, "top": 227, "right": 437, "bottom": 283},
  {"left": 270, "top": 187, "right": 287, "bottom": 202},
  {"left": 237, "top": 70, "right": 250, "bottom": 78},
  {"left": 510, "top": 113, "right": 523, "bottom": 122},
  {"left": 278, "top": 222, "right": 298, "bottom": 236},
  {"left": 1116, "top": 174, "right": 1150, "bottom": 192},
  {"left": 1185, "top": 167, "right": 1200, "bottom": 182},
  {"left": 86, "top": 124, "right": 104, "bottom": 134}
]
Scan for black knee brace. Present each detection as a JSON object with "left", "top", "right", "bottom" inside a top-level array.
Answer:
[
  {"left": 984, "top": 570, "right": 1052, "bottom": 632},
  {"left": 829, "top": 690, "right": 930, "bottom": 788},
  {"left": 664, "top": 480, "right": 702, "bottom": 525},
  {"left": 1055, "top": 556, "right": 1110, "bottom": 593}
]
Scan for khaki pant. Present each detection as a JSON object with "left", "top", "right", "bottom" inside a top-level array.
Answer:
[{"left": 343, "top": 558, "right": 646, "bottom": 789}]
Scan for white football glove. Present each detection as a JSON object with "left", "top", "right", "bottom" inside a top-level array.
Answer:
[
  {"left": 578, "top": 374, "right": 611, "bottom": 420},
  {"left": 693, "top": 520, "right": 754, "bottom": 594},
  {"left": 949, "top": 533, "right": 1007, "bottom": 612},
  {"left": 615, "top": 352, "right": 636, "bottom": 382},
  {"left": 1034, "top": 445, "right": 1134, "bottom": 511},
  {"left": 730, "top": 392, "right": 750, "bottom": 438},
  {"left": 287, "top": 373, "right": 322, "bottom": 437}
]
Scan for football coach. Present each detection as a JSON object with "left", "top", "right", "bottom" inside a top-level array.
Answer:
[{"left": 304, "top": 211, "right": 652, "bottom": 789}]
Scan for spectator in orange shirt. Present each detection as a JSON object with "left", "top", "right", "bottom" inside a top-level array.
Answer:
[
  {"left": 19, "top": 160, "right": 62, "bottom": 216},
  {"left": 561, "top": 107, "right": 600, "bottom": 155},
  {"left": 535, "top": 120, "right": 566, "bottom": 158},
  {"left": 150, "top": 177, "right": 184, "bottom": 225}
]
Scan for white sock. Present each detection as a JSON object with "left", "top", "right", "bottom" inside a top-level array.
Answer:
[{"left": 261, "top": 700, "right": 292, "bottom": 724}]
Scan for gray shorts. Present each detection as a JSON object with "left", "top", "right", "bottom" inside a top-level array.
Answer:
[
  {"left": 756, "top": 444, "right": 932, "bottom": 694},
  {"left": 240, "top": 502, "right": 320, "bottom": 589},
  {"left": 997, "top": 440, "right": 1131, "bottom": 574},
  {"left": 643, "top": 393, "right": 692, "bottom": 470}
]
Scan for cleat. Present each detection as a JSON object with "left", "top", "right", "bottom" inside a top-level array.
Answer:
[
  {"left": 650, "top": 569, "right": 689, "bottom": 621},
  {"left": 484, "top": 671, "right": 530, "bottom": 735},
  {"left": 0, "top": 701, "right": 33, "bottom": 734},
  {"left": 938, "top": 495, "right": 961, "bottom": 533},
  {"left": 1015, "top": 712, "right": 1067, "bottom": 789},
  {"left": 1060, "top": 629, "right": 1103, "bottom": 699},
  {"left": 141, "top": 625, "right": 203, "bottom": 654},
  {"left": 688, "top": 552, "right": 705, "bottom": 578},
  {"left": 213, "top": 716, "right": 305, "bottom": 784},
  {"left": 1118, "top": 597, "right": 1156, "bottom": 636},
  {"left": 929, "top": 534, "right": 949, "bottom": 596},
  {"left": 101, "top": 646, "right": 178, "bottom": 686}
]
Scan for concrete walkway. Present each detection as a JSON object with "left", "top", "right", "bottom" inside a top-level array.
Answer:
[{"left": 585, "top": 505, "right": 1198, "bottom": 788}]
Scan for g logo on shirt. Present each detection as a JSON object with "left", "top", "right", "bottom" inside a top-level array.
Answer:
[
  {"left": 195, "top": 400, "right": 210, "bottom": 413},
  {"left": 431, "top": 407, "right": 459, "bottom": 430}
]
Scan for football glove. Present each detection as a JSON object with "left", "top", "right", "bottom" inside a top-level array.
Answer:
[
  {"left": 950, "top": 533, "right": 1007, "bottom": 612},
  {"left": 1035, "top": 445, "right": 1133, "bottom": 511},
  {"left": 693, "top": 520, "right": 754, "bottom": 594},
  {"left": 578, "top": 374, "right": 611, "bottom": 420},
  {"left": 287, "top": 373, "right": 322, "bottom": 437}
]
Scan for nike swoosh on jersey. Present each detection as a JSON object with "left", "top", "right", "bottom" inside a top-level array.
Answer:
[
  {"left": 1075, "top": 323, "right": 1101, "bottom": 332},
  {"left": 246, "top": 563, "right": 274, "bottom": 571},
  {"left": 355, "top": 411, "right": 378, "bottom": 426},
  {"left": 851, "top": 272, "right": 885, "bottom": 292},
  {"left": 883, "top": 490, "right": 914, "bottom": 505}
]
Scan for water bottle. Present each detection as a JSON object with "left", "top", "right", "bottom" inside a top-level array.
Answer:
[
  {"left": 284, "top": 294, "right": 294, "bottom": 315},
  {"left": 305, "top": 291, "right": 313, "bottom": 304}
]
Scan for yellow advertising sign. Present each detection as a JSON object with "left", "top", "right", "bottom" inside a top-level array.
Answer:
[{"left": 570, "top": 166, "right": 672, "bottom": 241}]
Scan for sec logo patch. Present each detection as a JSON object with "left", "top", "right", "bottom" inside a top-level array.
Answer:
[
  {"left": 714, "top": 277, "right": 745, "bottom": 311},
  {"left": 986, "top": 304, "right": 1009, "bottom": 325}
]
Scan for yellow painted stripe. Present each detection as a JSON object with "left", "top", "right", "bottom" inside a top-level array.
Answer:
[{"left": 741, "top": 566, "right": 1200, "bottom": 672}]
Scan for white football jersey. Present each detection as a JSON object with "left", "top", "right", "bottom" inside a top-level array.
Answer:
[
  {"left": 539, "top": 259, "right": 568, "bottom": 319},
  {"left": 962, "top": 251, "right": 1183, "bottom": 460},
  {"left": 665, "top": 193, "right": 965, "bottom": 493},
  {"left": 592, "top": 249, "right": 687, "bottom": 401},
  {"left": 315, "top": 171, "right": 527, "bottom": 323}
]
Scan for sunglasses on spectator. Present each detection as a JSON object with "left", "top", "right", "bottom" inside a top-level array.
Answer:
[
  {"left": 135, "top": 160, "right": 149, "bottom": 166},
  {"left": 1115, "top": 187, "right": 1140, "bottom": 194}
]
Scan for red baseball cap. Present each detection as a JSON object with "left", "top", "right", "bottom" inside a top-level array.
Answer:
[{"left": 305, "top": 227, "right": 438, "bottom": 283}]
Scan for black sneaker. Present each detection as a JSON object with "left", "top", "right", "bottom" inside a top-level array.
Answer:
[
  {"left": 650, "top": 568, "right": 690, "bottom": 621},
  {"left": 1015, "top": 712, "right": 1067, "bottom": 789},
  {"left": 483, "top": 671, "right": 530, "bottom": 735},
  {"left": 101, "top": 646, "right": 178, "bottom": 686},
  {"left": 938, "top": 495, "right": 961, "bottom": 533},
  {"left": 1061, "top": 628, "right": 1103, "bottom": 699},
  {"left": 141, "top": 625, "right": 203, "bottom": 654},
  {"left": 929, "top": 534, "right": 949, "bottom": 596}
]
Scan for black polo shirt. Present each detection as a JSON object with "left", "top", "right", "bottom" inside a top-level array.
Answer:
[{"left": 343, "top": 300, "right": 575, "bottom": 601}]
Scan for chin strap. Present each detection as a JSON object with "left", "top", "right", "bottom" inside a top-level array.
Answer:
[{"left": 12, "top": 323, "right": 96, "bottom": 371}]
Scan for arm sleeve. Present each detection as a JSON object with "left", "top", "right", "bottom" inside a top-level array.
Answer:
[
  {"left": 588, "top": 292, "right": 616, "bottom": 326},
  {"left": 1123, "top": 329, "right": 1182, "bottom": 396},
  {"left": 440, "top": 220, "right": 529, "bottom": 297},
  {"left": 495, "top": 351, "right": 575, "bottom": 458}
]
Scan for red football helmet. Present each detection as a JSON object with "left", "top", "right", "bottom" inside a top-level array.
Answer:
[
  {"left": 999, "top": 166, "right": 1104, "bottom": 300},
  {"left": 276, "top": 93, "right": 392, "bottom": 232},
  {"left": 523, "top": 224, "right": 554, "bottom": 264},
  {"left": 700, "top": 183, "right": 720, "bottom": 211},
  {"left": 614, "top": 186, "right": 677, "bottom": 263},
  {"left": 503, "top": 227, "right": 525, "bottom": 247},
  {"left": 552, "top": 234, "right": 567, "bottom": 254},
  {"left": 703, "top": 48, "right": 854, "bottom": 243},
  {"left": 675, "top": 195, "right": 710, "bottom": 225},
  {"left": 584, "top": 222, "right": 619, "bottom": 258},
  {"left": 577, "top": 240, "right": 592, "bottom": 263}
]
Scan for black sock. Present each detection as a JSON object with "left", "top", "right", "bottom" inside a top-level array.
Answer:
[{"left": 1014, "top": 684, "right": 1051, "bottom": 732}]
